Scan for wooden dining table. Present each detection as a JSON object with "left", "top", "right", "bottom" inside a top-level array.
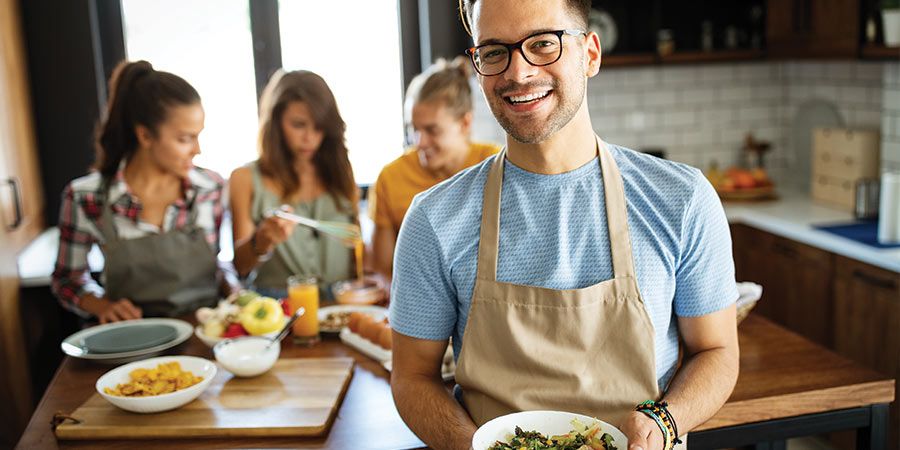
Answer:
[{"left": 15, "top": 314, "right": 895, "bottom": 450}]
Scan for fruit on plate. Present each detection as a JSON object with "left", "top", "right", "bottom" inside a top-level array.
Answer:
[
  {"left": 235, "top": 290, "right": 261, "bottom": 307},
  {"left": 239, "top": 297, "right": 285, "bottom": 335},
  {"left": 195, "top": 290, "right": 287, "bottom": 340}
]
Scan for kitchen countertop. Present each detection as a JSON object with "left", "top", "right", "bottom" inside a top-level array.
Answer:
[
  {"left": 17, "top": 190, "right": 900, "bottom": 287},
  {"left": 723, "top": 189, "right": 900, "bottom": 273}
]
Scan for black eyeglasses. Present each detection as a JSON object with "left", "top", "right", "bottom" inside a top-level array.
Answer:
[{"left": 465, "top": 29, "right": 586, "bottom": 76}]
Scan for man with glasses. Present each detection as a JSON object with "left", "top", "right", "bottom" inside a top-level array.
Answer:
[{"left": 390, "top": 1, "right": 740, "bottom": 449}]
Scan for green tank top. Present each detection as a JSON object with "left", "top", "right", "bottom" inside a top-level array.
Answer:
[{"left": 249, "top": 162, "right": 354, "bottom": 297}]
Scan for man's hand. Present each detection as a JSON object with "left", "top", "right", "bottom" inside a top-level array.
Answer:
[{"left": 621, "top": 411, "right": 665, "bottom": 450}]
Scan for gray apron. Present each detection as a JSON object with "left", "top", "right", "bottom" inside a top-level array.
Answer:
[{"left": 98, "top": 182, "right": 219, "bottom": 317}]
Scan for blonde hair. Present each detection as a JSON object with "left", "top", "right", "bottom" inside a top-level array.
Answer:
[{"left": 404, "top": 56, "right": 473, "bottom": 123}]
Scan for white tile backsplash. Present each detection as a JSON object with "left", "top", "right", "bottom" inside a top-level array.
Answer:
[{"left": 468, "top": 60, "right": 893, "bottom": 176}]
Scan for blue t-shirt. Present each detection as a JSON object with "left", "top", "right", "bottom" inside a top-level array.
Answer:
[{"left": 390, "top": 144, "right": 738, "bottom": 390}]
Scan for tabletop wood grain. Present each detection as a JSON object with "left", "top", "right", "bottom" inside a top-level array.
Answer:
[{"left": 15, "top": 314, "right": 895, "bottom": 449}]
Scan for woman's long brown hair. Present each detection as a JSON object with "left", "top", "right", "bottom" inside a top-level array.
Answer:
[{"left": 257, "top": 70, "right": 358, "bottom": 216}]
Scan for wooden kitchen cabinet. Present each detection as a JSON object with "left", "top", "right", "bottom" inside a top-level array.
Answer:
[
  {"left": 731, "top": 224, "right": 833, "bottom": 347},
  {"left": 734, "top": 224, "right": 899, "bottom": 449},
  {"left": 832, "top": 255, "right": 900, "bottom": 448},
  {"left": 767, "top": 0, "right": 860, "bottom": 58},
  {"left": 0, "top": 0, "right": 44, "bottom": 446}
]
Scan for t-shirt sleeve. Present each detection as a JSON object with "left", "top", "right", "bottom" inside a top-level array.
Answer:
[
  {"left": 673, "top": 172, "right": 739, "bottom": 317},
  {"left": 389, "top": 198, "right": 457, "bottom": 340}
]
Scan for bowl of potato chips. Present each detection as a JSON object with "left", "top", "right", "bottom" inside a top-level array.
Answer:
[{"left": 96, "top": 356, "right": 217, "bottom": 413}]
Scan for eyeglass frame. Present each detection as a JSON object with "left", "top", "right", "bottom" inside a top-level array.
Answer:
[{"left": 464, "top": 29, "right": 587, "bottom": 76}]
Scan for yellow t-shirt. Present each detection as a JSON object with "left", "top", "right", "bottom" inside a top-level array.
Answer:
[{"left": 370, "top": 142, "right": 500, "bottom": 234}]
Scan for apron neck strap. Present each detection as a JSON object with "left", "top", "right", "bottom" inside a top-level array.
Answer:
[
  {"left": 475, "top": 136, "right": 637, "bottom": 281},
  {"left": 597, "top": 138, "right": 637, "bottom": 279},
  {"left": 97, "top": 178, "right": 120, "bottom": 243}
]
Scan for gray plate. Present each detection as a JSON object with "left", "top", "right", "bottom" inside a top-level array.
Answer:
[{"left": 82, "top": 324, "right": 178, "bottom": 354}]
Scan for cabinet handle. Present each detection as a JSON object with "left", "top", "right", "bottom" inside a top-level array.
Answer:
[
  {"left": 852, "top": 270, "right": 898, "bottom": 291},
  {"left": 4, "top": 178, "right": 23, "bottom": 231}
]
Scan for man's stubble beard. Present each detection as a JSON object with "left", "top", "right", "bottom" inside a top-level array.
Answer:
[{"left": 484, "top": 73, "right": 586, "bottom": 144}]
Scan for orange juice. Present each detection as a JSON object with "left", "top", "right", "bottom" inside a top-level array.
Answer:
[
  {"left": 354, "top": 239, "right": 364, "bottom": 282},
  {"left": 287, "top": 276, "right": 319, "bottom": 345}
]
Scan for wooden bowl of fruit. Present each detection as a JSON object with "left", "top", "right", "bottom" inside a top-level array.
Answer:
[{"left": 707, "top": 166, "right": 776, "bottom": 201}]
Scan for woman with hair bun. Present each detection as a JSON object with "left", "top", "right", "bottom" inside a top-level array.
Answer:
[
  {"left": 370, "top": 56, "right": 499, "bottom": 282},
  {"left": 52, "top": 60, "right": 229, "bottom": 323},
  {"left": 229, "top": 70, "right": 359, "bottom": 300}
]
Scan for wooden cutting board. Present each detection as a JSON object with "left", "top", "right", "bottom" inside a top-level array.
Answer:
[{"left": 55, "top": 357, "right": 354, "bottom": 440}]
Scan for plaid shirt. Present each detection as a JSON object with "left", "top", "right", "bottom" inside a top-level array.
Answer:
[{"left": 52, "top": 162, "right": 225, "bottom": 316}]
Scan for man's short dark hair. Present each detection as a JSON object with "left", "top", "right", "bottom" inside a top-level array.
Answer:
[{"left": 458, "top": 0, "right": 592, "bottom": 36}]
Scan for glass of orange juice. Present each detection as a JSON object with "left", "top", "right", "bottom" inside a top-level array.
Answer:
[{"left": 287, "top": 275, "right": 319, "bottom": 345}]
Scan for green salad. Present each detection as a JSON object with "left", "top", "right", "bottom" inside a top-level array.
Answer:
[{"left": 488, "top": 419, "right": 617, "bottom": 450}]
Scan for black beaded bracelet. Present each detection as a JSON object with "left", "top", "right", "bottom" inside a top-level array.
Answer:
[{"left": 636, "top": 400, "right": 682, "bottom": 449}]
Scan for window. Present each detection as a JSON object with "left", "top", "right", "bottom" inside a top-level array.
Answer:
[
  {"left": 279, "top": 0, "right": 405, "bottom": 185},
  {"left": 121, "top": 0, "right": 259, "bottom": 179}
]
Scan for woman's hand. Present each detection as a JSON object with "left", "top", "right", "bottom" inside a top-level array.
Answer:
[
  {"left": 93, "top": 298, "right": 143, "bottom": 324},
  {"left": 253, "top": 213, "right": 298, "bottom": 254},
  {"left": 621, "top": 410, "right": 665, "bottom": 450}
]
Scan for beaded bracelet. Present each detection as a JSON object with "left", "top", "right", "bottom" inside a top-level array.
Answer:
[
  {"left": 636, "top": 400, "right": 682, "bottom": 450},
  {"left": 637, "top": 407, "right": 672, "bottom": 450}
]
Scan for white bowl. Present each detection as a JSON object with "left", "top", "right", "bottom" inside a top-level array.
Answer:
[
  {"left": 213, "top": 336, "right": 280, "bottom": 377},
  {"left": 194, "top": 319, "right": 286, "bottom": 348},
  {"left": 472, "top": 410, "right": 628, "bottom": 450},
  {"left": 96, "top": 356, "right": 217, "bottom": 414}
]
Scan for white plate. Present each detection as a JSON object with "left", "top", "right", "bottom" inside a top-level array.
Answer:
[
  {"left": 318, "top": 304, "right": 387, "bottom": 334},
  {"left": 61, "top": 319, "right": 193, "bottom": 364},
  {"left": 472, "top": 410, "right": 627, "bottom": 450},
  {"left": 96, "top": 356, "right": 216, "bottom": 413},
  {"left": 339, "top": 327, "right": 391, "bottom": 362}
]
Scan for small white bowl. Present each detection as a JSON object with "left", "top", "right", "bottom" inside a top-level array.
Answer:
[
  {"left": 472, "top": 410, "right": 628, "bottom": 450},
  {"left": 96, "top": 356, "right": 217, "bottom": 414},
  {"left": 213, "top": 336, "right": 280, "bottom": 377}
]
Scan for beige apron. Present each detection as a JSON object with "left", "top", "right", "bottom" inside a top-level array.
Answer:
[
  {"left": 98, "top": 183, "right": 219, "bottom": 318},
  {"left": 455, "top": 137, "right": 663, "bottom": 431}
]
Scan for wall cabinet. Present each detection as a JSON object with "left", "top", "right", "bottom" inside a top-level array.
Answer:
[{"left": 766, "top": 0, "right": 860, "bottom": 58}]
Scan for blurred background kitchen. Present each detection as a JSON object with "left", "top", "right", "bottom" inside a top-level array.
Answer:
[{"left": 0, "top": 0, "right": 898, "bottom": 449}]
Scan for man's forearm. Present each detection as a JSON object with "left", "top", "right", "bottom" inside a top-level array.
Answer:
[
  {"left": 662, "top": 345, "right": 740, "bottom": 433},
  {"left": 391, "top": 373, "right": 476, "bottom": 450}
]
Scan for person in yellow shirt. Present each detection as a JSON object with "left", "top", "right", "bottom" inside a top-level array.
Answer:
[{"left": 370, "top": 57, "right": 499, "bottom": 280}]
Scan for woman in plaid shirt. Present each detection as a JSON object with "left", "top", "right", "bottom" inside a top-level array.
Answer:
[{"left": 52, "top": 60, "right": 229, "bottom": 323}]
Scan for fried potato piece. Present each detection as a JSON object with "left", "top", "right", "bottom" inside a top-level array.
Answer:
[{"left": 103, "top": 362, "right": 204, "bottom": 397}]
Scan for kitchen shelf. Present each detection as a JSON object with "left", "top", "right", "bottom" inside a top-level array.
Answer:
[
  {"left": 659, "top": 49, "right": 767, "bottom": 64},
  {"left": 603, "top": 53, "right": 656, "bottom": 67},
  {"left": 860, "top": 44, "right": 900, "bottom": 60},
  {"left": 603, "top": 49, "right": 767, "bottom": 68}
]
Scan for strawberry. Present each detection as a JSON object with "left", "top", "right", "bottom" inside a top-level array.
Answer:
[
  {"left": 222, "top": 323, "right": 248, "bottom": 338},
  {"left": 280, "top": 299, "right": 291, "bottom": 316}
]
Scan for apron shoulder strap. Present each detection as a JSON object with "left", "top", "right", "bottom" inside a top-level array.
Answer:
[
  {"left": 475, "top": 150, "right": 505, "bottom": 281},
  {"left": 597, "top": 138, "right": 638, "bottom": 280},
  {"left": 96, "top": 177, "right": 120, "bottom": 243}
]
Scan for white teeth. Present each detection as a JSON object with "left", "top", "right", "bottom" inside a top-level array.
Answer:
[{"left": 508, "top": 91, "right": 549, "bottom": 103}]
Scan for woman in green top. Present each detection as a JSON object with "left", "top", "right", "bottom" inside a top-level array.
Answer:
[{"left": 229, "top": 70, "right": 358, "bottom": 299}]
